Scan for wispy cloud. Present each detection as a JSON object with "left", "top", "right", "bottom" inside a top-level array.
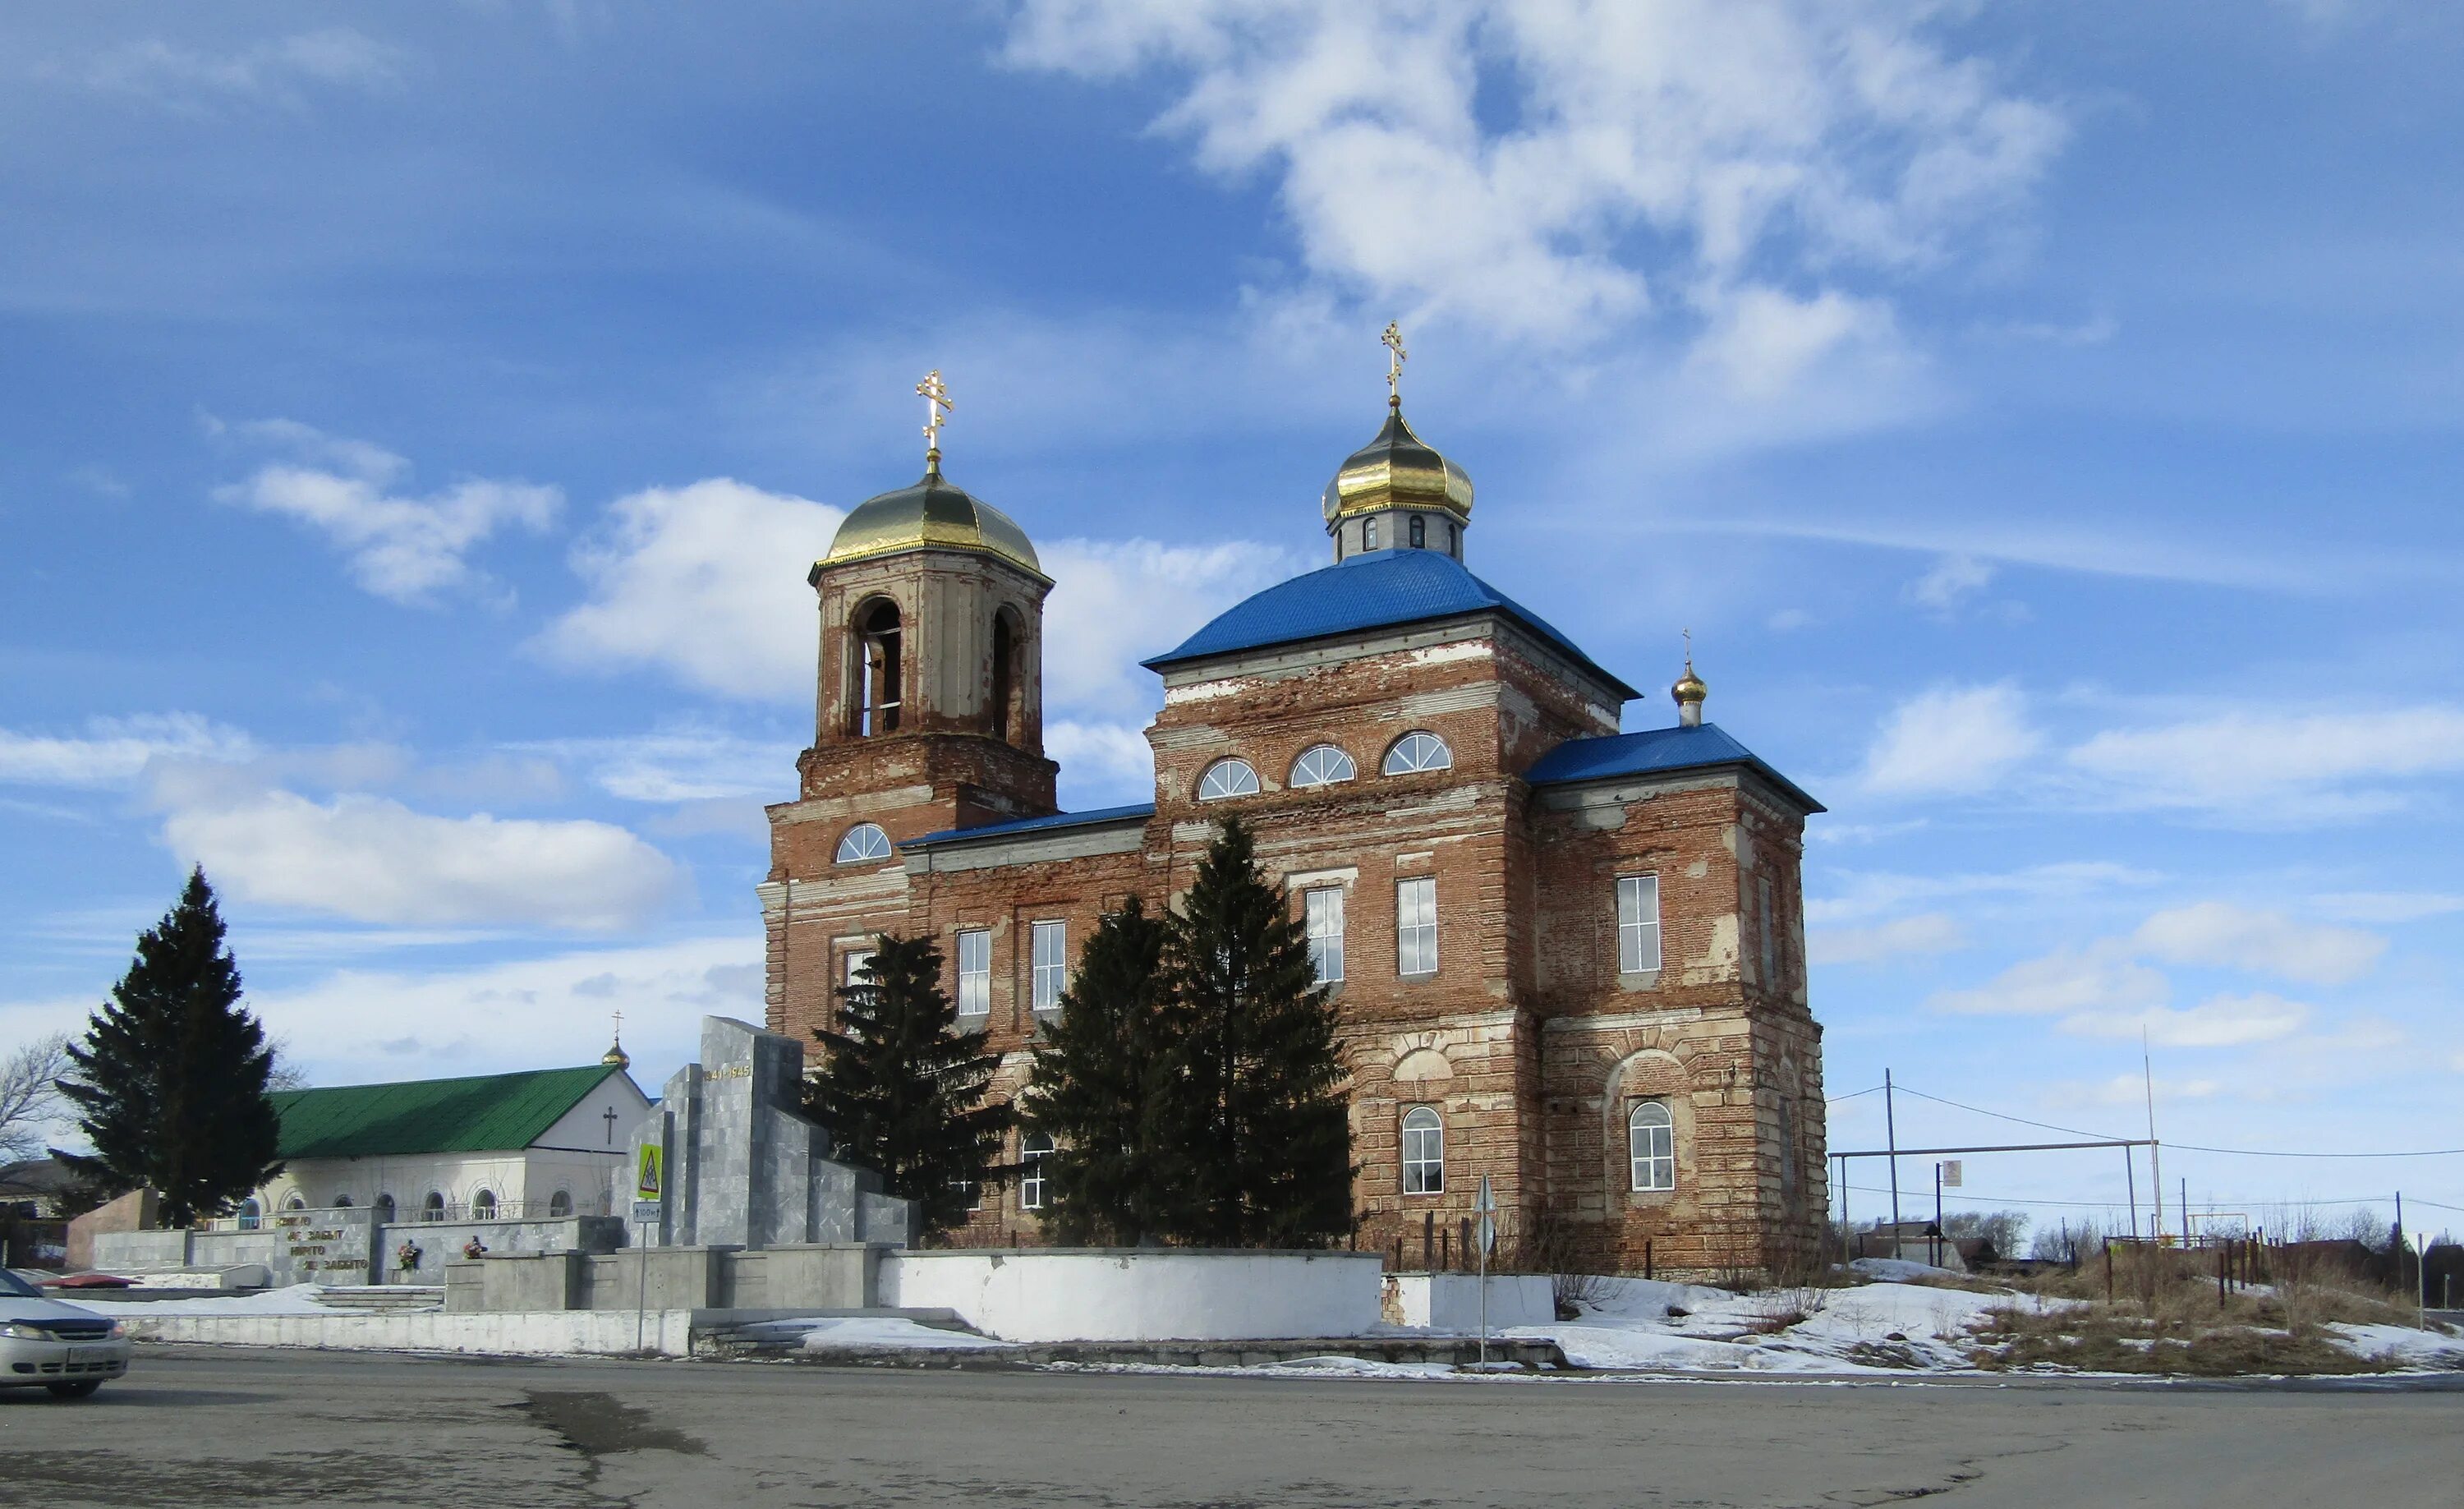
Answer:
[
  {"left": 2066, "top": 706, "right": 2464, "bottom": 818},
  {"left": 0, "top": 714, "right": 255, "bottom": 789},
  {"left": 1808, "top": 912, "right": 1965, "bottom": 966},
  {"left": 57, "top": 28, "right": 405, "bottom": 113},
  {"left": 1859, "top": 683, "right": 2041, "bottom": 798}
]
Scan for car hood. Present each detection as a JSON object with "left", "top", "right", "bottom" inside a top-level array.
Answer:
[{"left": 0, "top": 1295, "right": 110, "bottom": 1324}]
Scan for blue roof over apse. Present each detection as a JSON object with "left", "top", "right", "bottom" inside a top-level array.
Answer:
[
  {"left": 904, "top": 802, "right": 1156, "bottom": 849},
  {"left": 1524, "top": 724, "right": 1825, "bottom": 813},
  {"left": 1142, "top": 548, "right": 1640, "bottom": 698}
]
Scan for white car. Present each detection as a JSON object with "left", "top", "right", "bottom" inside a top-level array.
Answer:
[{"left": 0, "top": 1268, "right": 131, "bottom": 1400}]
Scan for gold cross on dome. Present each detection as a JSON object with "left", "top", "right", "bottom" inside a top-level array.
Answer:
[
  {"left": 917, "top": 369, "right": 953, "bottom": 458},
  {"left": 611, "top": 1009, "right": 623, "bottom": 1039},
  {"left": 1381, "top": 321, "right": 1407, "bottom": 402}
]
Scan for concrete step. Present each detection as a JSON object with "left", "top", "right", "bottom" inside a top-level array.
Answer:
[
  {"left": 315, "top": 1286, "right": 446, "bottom": 1313},
  {"left": 710, "top": 1329, "right": 1569, "bottom": 1372}
]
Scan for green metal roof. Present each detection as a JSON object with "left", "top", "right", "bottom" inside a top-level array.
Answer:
[{"left": 270, "top": 1065, "right": 629, "bottom": 1160}]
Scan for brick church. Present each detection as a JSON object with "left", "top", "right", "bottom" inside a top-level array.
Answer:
[{"left": 763, "top": 368, "right": 1828, "bottom": 1277}]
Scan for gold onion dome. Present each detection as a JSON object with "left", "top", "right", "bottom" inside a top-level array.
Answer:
[
  {"left": 1321, "top": 399, "right": 1474, "bottom": 526},
  {"left": 601, "top": 1037, "right": 630, "bottom": 1070},
  {"left": 820, "top": 452, "right": 1044, "bottom": 578},
  {"left": 1671, "top": 658, "right": 1708, "bottom": 706}
]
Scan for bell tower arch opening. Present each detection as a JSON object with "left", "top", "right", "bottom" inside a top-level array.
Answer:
[{"left": 851, "top": 596, "right": 903, "bottom": 737}]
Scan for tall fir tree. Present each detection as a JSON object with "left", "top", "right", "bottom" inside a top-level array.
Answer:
[
  {"left": 1021, "top": 896, "right": 1171, "bottom": 1244},
  {"left": 61, "top": 868, "right": 283, "bottom": 1227},
  {"left": 1155, "top": 817, "right": 1356, "bottom": 1247},
  {"left": 804, "top": 932, "right": 1012, "bottom": 1241}
]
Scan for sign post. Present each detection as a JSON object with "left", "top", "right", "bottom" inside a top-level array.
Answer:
[
  {"left": 1473, "top": 1175, "right": 1496, "bottom": 1369},
  {"left": 632, "top": 1143, "right": 664, "bottom": 1355}
]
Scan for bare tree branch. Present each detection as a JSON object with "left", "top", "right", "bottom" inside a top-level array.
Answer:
[{"left": 0, "top": 1033, "right": 71, "bottom": 1166}]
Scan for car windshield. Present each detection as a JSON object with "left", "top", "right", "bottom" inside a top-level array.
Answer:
[{"left": 0, "top": 1269, "right": 43, "bottom": 1299}]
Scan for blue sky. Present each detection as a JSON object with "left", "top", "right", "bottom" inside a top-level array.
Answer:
[{"left": 5, "top": 2, "right": 2460, "bottom": 1241}]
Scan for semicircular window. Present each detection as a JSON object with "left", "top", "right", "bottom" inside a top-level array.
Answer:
[
  {"left": 834, "top": 822, "right": 893, "bottom": 863},
  {"left": 1381, "top": 731, "right": 1453, "bottom": 776},
  {"left": 1288, "top": 744, "right": 1357, "bottom": 789},
  {"left": 1197, "top": 757, "right": 1261, "bottom": 802}
]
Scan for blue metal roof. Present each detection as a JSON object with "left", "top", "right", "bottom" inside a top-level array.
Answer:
[
  {"left": 1524, "top": 724, "right": 1824, "bottom": 812},
  {"left": 1143, "top": 548, "right": 1639, "bottom": 697},
  {"left": 903, "top": 802, "right": 1156, "bottom": 850}
]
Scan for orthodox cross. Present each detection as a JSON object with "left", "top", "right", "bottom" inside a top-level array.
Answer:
[
  {"left": 603, "top": 1106, "right": 619, "bottom": 1146},
  {"left": 1683, "top": 627, "right": 1693, "bottom": 664},
  {"left": 1381, "top": 321, "right": 1407, "bottom": 403},
  {"left": 917, "top": 369, "right": 953, "bottom": 458}
]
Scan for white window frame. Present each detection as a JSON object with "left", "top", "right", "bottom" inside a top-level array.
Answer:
[
  {"left": 1020, "top": 1133, "right": 1054, "bottom": 1210},
  {"left": 1616, "top": 874, "right": 1662, "bottom": 975},
  {"left": 1289, "top": 743, "right": 1356, "bottom": 788},
  {"left": 1304, "top": 886, "right": 1345, "bottom": 984},
  {"left": 1381, "top": 731, "right": 1452, "bottom": 775},
  {"left": 1198, "top": 757, "right": 1260, "bottom": 801},
  {"left": 1396, "top": 876, "right": 1437, "bottom": 977},
  {"left": 956, "top": 928, "right": 991, "bottom": 1017},
  {"left": 844, "top": 947, "right": 875, "bottom": 988},
  {"left": 1630, "top": 1101, "right": 1676, "bottom": 1192},
  {"left": 1401, "top": 1106, "right": 1444, "bottom": 1194},
  {"left": 1363, "top": 516, "right": 1379, "bottom": 550},
  {"left": 834, "top": 822, "right": 892, "bottom": 863},
  {"left": 1032, "top": 920, "right": 1068, "bottom": 1012},
  {"left": 421, "top": 1192, "right": 447, "bottom": 1222},
  {"left": 471, "top": 1189, "right": 498, "bottom": 1221}
]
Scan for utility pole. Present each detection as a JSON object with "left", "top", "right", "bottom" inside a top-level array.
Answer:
[
  {"left": 1885, "top": 1069, "right": 1901, "bottom": 1244},
  {"left": 2123, "top": 1147, "right": 2137, "bottom": 1240},
  {"left": 2143, "top": 1033, "right": 2163, "bottom": 1244}
]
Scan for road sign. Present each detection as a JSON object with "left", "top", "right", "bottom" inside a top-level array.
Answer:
[
  {"left": 632, "top": 1200, "right": 661, "bottom": 1223},
  {"left": 1941, "top": 1160, "right": 1962, "bottom": 1188},
  {"left": 636, "top": 1143, "right": 663, "bottom": 1200},
  {"left": 1477, "top": 1216, "right": 1496, "bottom": 1255},
  {"left": 1473, "top": 1175, "right": 1495, "bottom": 1213}
]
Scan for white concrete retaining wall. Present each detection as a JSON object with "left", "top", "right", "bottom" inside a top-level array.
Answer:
[
  {"left": 883, "top": 1249, "right": 1382, "bottom": 1342},
  {"left": 111, "top": 1309, "right": 695, "bottom": 1358},
  {"left": 1386, "top": 1273, "right": 1556, "bottom": 1330}
]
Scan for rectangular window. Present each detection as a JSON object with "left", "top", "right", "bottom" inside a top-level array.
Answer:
[
  {"left": 1305, "top": 886, "right": 1346, "bottom": 984},
  {"left": 1396, "top": 876, "right": 1437, "bottom": 977},
  {"left": 843, "top": 948, "right": 875, "bottom": 988},
  {"left": 956, "top": 929, "right": 991, "bottom": 1017},
  {"left": 1758, "top": 876, "right": 1779, "bottom": 988},
  {"left": 1032, "top": 920, "right": 1068, "bottom": 1012},
  {"left": 1616, "top": 874, "right": 1662, "bottom": 975}
]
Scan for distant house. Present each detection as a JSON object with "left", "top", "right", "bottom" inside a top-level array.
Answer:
[{"left": 241, "top": 1059, "right": 652, "bottom": 1230}]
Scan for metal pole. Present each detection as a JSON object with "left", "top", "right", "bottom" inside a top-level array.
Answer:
[
  {"left": 1884, "top": 1069, "right": 1901, "bottom": 1244},
  {"left": 2124, "top": 1146, "right": 2138, "bottom": 1241},
  {"left": 2143, "top": 1033, "right": 2163, "bottom": 1244},
  {"left": 1932, "top": 1163, "right": 1943, "bottom": 1269},
  {"left": 1837, "top": 1156, "right": 1850, "bottom": 1266},
  {"left": 635, "top": 1219, "right": 650, "bottom": 1354}
]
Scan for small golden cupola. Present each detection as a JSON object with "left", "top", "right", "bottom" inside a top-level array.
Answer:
[
  {"left": 1322, "top": 323, "right": 1473, "bottom": 563},
  {"left": 1671, "top": 635, "right": 1708, "bottom": 728}
]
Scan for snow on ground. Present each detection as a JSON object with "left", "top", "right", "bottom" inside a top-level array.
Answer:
[
  {"left": 67, "top": 1283, "right": 344, "bottom": 1317},
  {"left": 783, "top": 1317, "right": 1014, "bottom": 1351},
  {"left": 1510, "top": 1278, "right": 2077, "bottom": 1374},
  {"left": 2326, "top": 1322, "right": 2464, "bottom": 1368}
]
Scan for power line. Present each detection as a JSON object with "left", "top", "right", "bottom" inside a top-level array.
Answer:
[
  {"left": 1889, "top": 1084, "right": 2126, "bottom": 1143},
  {"left": 1825, "top": 1084, "right": 1886, "bottom": 1103},
  {"left": 1837, "top": 1180, "right": 2407, "bottom": 1213},
  {"left": 1887, "top": 1078, "right": 2464, "bottom": 1161}
]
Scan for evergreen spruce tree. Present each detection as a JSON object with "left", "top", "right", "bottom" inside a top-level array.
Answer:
[
  {"left": 60, "top": 868, "right": 283, "bottom": 1227},
  {"left": 1020, "top": 896, "right": 1170, "bottom": 1244},
  {"left": 1155, "top": 817, "right": 1355, "bottom": 1247},
  {"left": 804, "top": 932, "right": 1012, "bottom": 1241}
]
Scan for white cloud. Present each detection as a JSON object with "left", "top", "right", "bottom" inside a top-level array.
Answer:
[
  {"left": 1808, "top": 860, "right": 2158, "bottom": 925},
  {"left": 2065, "top": 706, "right": 2464, "bottom": 818},
  {"left": 1005, "top": 1, "right": 2064, "bottom": 347},
  {"left": 2060, "top": 991, "right": 2313, "bottom": 1049},
  {"left": 2313, "top": 891, "right": 2464, "bottom": 925},
  {"left": 161, "top": 789, "right": 678, "bottom": 932},
  {"left": 1929, "top": 943, "right": 2168, "bottom": 1018},
  {"left": 1807, "top": 912, "right": 1964, "bottom": 965},
  {"left": 528, "top": 725, "right": 801, "bottom": 804},
  {"left": 214, "top": 421, "right": 559, "bottom": 605},
  {"left": 1905, "top": 552, "right": 1994, "bottom": 613},
  {"left": 537, "top": 479, "right": 839, "bottom": 702},
  {"left": 1859, "top": 683, "right": 2041, "bottom": 797},
  {"left": 241, "top": 936, "right": 757, "bottom": 1088},
  {"left": 0, "top": 714, "right": 255, "bottom": 788},
  {"left": 2046, "top": 1073, "right": 2223, "bottom": 1111},
  {"left": 62, "top": 29, "right": 404, "bottom": 110},
  {"left": 2131, "top": 901, "right": 2384, "bottom": 986},
  {"left": 1040, "top": 539, "right": 1299, "bottom": 714},
  {"left": 1046, "top": 720, "right": 1157, "bottom": 801}
]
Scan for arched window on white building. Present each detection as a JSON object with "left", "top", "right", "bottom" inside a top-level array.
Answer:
[
  {"left": 422, "top": 1192, "right": 447, "bottom": 1222},
  {"left": 237, "top": 1198, "right": 262, "bottom": 1231},
  {"left": 548, "top": 1189, "right": 573, "bottom": 1218},
  {"left": 1401, "top": 1106, "right": 1445, "bottom": 1194},
  {"left": 375, "top": 1194, "right": 397, "bottom": 1224},
  {"left": 1381, "top": 731, "right": 1451, "bottom": 775},
  {"left": 283, "top": 1192, "right": 306, "bottom": 1212},
  {"left": 1197, "top": 757, "right": 1259, "bottom": 801},
  {"left": 1629, "top": 1102, "right": 1676, "bottom": 1192},
  {"left": 471, "top": 1189, "right": 498, "bottom": 1221}
]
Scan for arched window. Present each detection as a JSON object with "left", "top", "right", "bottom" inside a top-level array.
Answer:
[
  {"left": 989, "top": 610, "right": 1018, "bottom": 742},
  {"left": 548, "top": 1189, "right": 573, "bottom": 1219},
  {"left": 1198, "top": 757, "right": 1259, "bottom": 801},
  {"left": 333, "top": 1194, "right": 353, "bottom": 1208},
  {"left": 1630, "top": 1102, "right": 1676, "bottom": 1192},
  {"left": 1363, "top": 517, "right": 1380, "bottom": 551},
  {"left": 1382, "top": 731, "right": 1452, "bottom": 775},
  {"left": 422, "top": 1192, "right": 447, "bottom": 1222},
  {"left": 283, "top": 1192, "right": 306, "bottom": 1212},
  {"left": 375, "top": 1194, "right": 397, "bottom": 1224},
  {"left": 1448, "top": 520, "right": 1459, "bottom": 558},
  {"left": 237, "top": 1198, "right": 262, "bottom": 1231},
  {"left": 853, "top": 598, "right": 903, "bottom": 735},
  {"left": 836, "top": 822, "right": 892, "bottom": 863},
  {"left": 1288, "top": 744, "right": 1356, "bottom": 788},
  {"left": 1409, "top": 513, "right": 1426, "bottom": 549},
  {"left": 471, "top": 1189, "right": 498, "bottom": 1221},
  {"left": 1020, "top": 1132, "right": 1054, "bottom": 1211},
  {"left": 1401, "top": 1106, "right": 1444, "bottom": 1194}
]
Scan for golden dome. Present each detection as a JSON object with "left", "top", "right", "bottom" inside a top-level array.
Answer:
[
  {"left": 1322, "top": 401, "right": 1473, "bottom": 525},
  {"left": 819, "top": 454, "right": 1045, "bottom": 579},
  {"left": 1671, "top": 657, "right": 1708, "bottom": 707},
  {"left": 601, "top": 1037, "right": 631, "bottom": 1070}
]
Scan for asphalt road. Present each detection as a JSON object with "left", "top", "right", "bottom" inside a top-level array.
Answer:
[{"left": 0, "top": 1348, "right": 2454, "bottom": 1508}]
